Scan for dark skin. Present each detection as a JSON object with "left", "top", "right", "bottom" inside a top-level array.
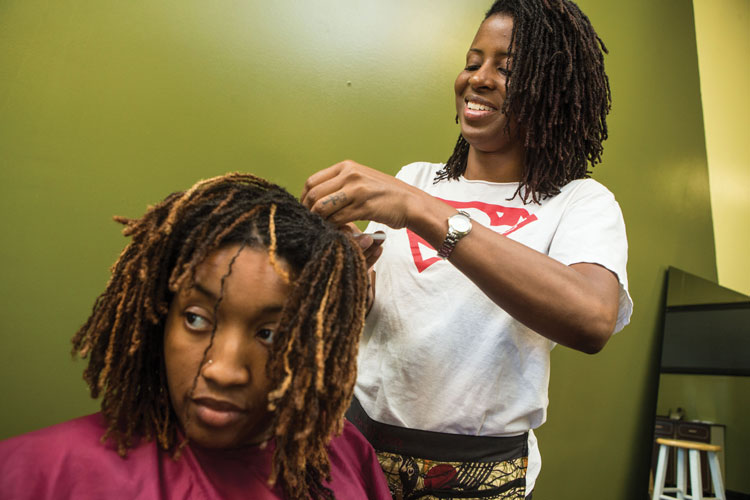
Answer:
[
  {"left": 302, "top": 14, "right": 620, "bottom": 354},
  {"left": 164, "top": 245, "right": 289, "bottom": 450}
]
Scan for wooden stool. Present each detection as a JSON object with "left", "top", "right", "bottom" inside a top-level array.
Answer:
[{"left": 652, "top": 438, "right": 726, "bottom": 500}]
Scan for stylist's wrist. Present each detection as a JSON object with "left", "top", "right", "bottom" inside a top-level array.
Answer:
[
  {"left": 401, "top": 184, "right": 434, "bottom": 231},
  {"left": 404, "top": 191, "right": 459, "bottom": 249}
]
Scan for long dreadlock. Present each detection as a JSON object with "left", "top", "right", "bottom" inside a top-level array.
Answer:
[
  {"left": 70, "top": 173, "right": 368, "bottom": 500},
  {"left": 436, "top": 0, "right": 612, "bottom": 203}
]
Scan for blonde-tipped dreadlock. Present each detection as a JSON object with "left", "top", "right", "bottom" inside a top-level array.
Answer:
[{"left": 71, "top": 173, "right": 368, "bottom": 500}]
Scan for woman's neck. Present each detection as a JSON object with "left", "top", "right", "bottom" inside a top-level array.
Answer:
[{"left": 463, "top": 144, "right": 524, "bottom": 183}]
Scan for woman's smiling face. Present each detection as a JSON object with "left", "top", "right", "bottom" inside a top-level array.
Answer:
[
  {"left": 163, "top": 244, "right": 291, "bottom": 449},
  {"left": 454, "top": 14, "right": 517, "bottom": 154}
]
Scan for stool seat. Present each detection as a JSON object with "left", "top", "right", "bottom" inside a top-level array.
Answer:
[
  {"left": 652, "top": 438, "right": 726, "bottom": 500},
  {"left": 656, "top": 438, "right": 722, "bottom": 453}
]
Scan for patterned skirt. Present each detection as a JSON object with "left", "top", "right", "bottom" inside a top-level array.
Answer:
[{"left": 346, "top": 398, "right": 528, "bottom": 500}]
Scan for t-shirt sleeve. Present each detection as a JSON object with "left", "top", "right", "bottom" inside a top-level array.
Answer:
[{"left": 548, "top": 181, "right": 633, "bottom": 333}]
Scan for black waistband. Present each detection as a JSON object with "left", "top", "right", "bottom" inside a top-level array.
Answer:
[{"left": 345, "top": 397, "right": 528, "bottom": 462}]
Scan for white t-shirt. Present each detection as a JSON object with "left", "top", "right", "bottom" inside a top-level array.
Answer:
[{"left": 356, "top": 162, "right": 633, "bottom": 492}]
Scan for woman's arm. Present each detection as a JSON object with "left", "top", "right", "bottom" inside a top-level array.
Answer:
[{"left": 302, "top": 160, "right": 621, "bottom": 354}]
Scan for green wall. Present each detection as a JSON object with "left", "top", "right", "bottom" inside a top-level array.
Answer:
[{"left": 0, "top": 1, "right": 721, "bottom": 499}]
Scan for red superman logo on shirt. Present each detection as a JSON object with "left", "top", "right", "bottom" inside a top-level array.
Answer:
[{"left": 407, "top": 199, "right": 537, "bottom": 273}]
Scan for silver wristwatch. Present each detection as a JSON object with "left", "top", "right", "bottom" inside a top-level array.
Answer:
[{"left": 437, "top": 210, "right": 472, "bottom": 259}]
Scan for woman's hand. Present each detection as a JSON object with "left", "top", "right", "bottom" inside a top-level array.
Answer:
[
  {"left": 301, "top": 160, "right": 425, "bottom": 229},
  {"left": 344, "top": 223, "right": 385, "bottom": 270}
]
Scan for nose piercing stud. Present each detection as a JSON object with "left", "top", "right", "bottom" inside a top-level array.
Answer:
[{"left": 207, "top": 359, "right": 213, "bottom": 365}]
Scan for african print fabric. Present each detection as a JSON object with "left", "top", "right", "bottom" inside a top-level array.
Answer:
[{"left": 377, "top": 450, "right": 527, "bottom": 500}]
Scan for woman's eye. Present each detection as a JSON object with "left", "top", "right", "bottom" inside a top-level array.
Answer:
[
  {"left": 257, "top": 328, "right": 275, "bottom": 345},
  {"left": 498, "top": 67, "right": 511, "bottom": 76},
  {"left": 185, "top": 312, "right": 211, "bottom": 331},
  {"left": 465, "top": 64, "right": 480, "bottom": 71}
]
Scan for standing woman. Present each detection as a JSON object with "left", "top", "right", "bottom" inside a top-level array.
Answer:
[{"left": 302, "top": 0, "right": 632, "bottom": 499}]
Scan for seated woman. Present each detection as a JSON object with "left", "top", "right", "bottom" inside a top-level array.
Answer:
[{"left": 0, "top": 173, "right": 391, "bottom": 500}]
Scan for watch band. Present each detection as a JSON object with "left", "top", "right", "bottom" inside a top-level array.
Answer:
[{"left": 437, "top": 210, "right": 472, "bottom": 260}]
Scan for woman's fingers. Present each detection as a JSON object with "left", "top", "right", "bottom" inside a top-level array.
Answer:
[
  {"left": 301, "top": 162, "right": 345, "bottom": 205},
  {"left": 302, "top": 163, "right": 363, "bottom": 221},
  {"left": 302, "top": 162, "right": 369, "bottom": 222},
  {"left": 302, "top": 160, "right": 413, "bottom": 228},
  {"left": 350, "top": 231, "right": 385, "bottom": 269},
  {"left": 301, "top": 160, "right": 360, "bottom": 209},
  {"left": 363, "top": 236, "right": 385, "bottom": 269},
  {"left": 302, "top": 177, "right": 346, "bottom": 211},
  {"left": 315, "top": 190, "right": 354, "bottom": 219},
  {"left": 341, "top": 225, "right": 385, "bottom": 270}
]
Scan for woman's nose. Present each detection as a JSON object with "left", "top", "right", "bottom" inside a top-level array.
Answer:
[
  {"left": 201, "top": 332, "right": 250, "bottom": 387},
  {"left": 469, "top": 64, "right": 496, "bottom": 90}
]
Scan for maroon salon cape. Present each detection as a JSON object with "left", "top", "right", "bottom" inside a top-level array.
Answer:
[{"left": 0, "top": 413, "right": 390, "bottom": 499}]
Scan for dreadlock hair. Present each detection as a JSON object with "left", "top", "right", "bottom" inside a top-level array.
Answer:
[
  {"left": 435, "top": 0, "right": 612, "bottom": 203},
  {"left": 70, "top": 173, "right": 368, "bottom": 500}
]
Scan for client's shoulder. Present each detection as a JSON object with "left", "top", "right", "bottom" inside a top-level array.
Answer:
[
  {"left": 0, "top": 413, "right": 107, "bottom": 453},
  {"left": 0, "top": 413, "right": 162, "bottom": 500}
]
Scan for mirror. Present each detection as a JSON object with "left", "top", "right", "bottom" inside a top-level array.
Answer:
[{"left": 650, "top": 267, "right": 750, "bottom": 498}]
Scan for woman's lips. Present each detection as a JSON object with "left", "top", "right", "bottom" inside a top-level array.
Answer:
[
  {"left": 464, "top": 107, "right": 495, "bottom": 120},
  {"left": 463, "top": 97, "right": 497, "bottom": 121},
  {"left": 192, "top": 398, "right": 245, "bottom": 427}
]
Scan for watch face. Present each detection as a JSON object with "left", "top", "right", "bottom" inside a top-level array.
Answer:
[{"left": 451, "top": 214, "right": 472, "bottom": 233}]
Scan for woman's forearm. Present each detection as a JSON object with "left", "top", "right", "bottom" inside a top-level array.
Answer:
[{"left": 405, "top": 191, "right": 620, "bottom": 353}]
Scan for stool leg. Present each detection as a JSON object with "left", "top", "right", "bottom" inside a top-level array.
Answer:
[
  {"left": 676, "top": 448, "right": 686, "bottom": 500},
  {"left": 707, "top": 452, "right": 725, "bottom": 500},
  {"left": 653, "top": 444, "right": 668, "bottom": 500},
  {"left": 688, "top": 449, "right": 703, "bottom": 500}
]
